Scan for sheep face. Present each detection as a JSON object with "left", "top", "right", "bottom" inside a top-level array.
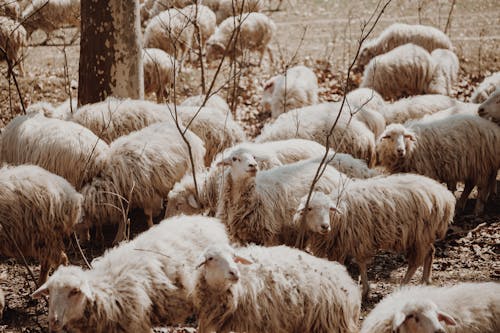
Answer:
[
  {"left": 261, "top": 77, "right": 276, "bottom": 112},
  {"left": 478, "top": 89, "right": 500, "bottom": 124},
  {"left": 166, "top": 179, "right": 202, "bottom": 217},
  {"left": 197, "top": 245, "right": 252, "bottom": 290},
  {"left": 392, "top": 300, "right": 456, "bottom": 333},
  {"left": 217, "top": 152, "right": 258, "bottom": 181},
  {"left": 32, "top": 266, "right": 92, "bottom": 332},
  {"left": 206, "top": 41, "right": 225, "bottom": 63},
  {"left": 358, "top": 41, "right": 375, "bottom": 67},
  {"left": 294, "top": 192, "right": 336, "bottom": 234},
  {"left": 376, "top": 124, "right": 416, "bottom": 167}
]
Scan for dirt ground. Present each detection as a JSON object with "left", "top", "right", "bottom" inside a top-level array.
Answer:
[{"left": 0, "top": 0, "right": 499, "bottom": 332}]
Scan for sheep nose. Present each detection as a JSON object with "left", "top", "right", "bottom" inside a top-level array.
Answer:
[
  {"left": 396, "top": 148, "right": 405, "bottom": 155},
  {"left": 229, "top": 270, "right": 239, "bottom": 281},
  {"left": 321, "top": 224, "right": 330, "bottom": 231},
  {"left": 478, "top": 107, "right": 485, "bottom": 115},
  {"left": 435, "top": 330, "right": 445, "bottom": 333}
]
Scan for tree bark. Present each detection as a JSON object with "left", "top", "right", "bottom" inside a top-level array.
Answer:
[{"left": 78, "top": 0, "right": 144, "bottom": 106}]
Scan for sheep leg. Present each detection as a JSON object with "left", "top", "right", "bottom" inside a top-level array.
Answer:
[
  {"left": 359, "top": 261, "right": 370, "bottom": 298},
  {"left": 113, "top": 220, "right": 126, "bottom": 245},
  {"left": 144, "top": 207, "right": 154, "bottom": 228},
  {"left": 266, "top": 45, "right": 274, "bottom": 66},
  {"left": 456, "top": 180, "right": 474, "bottom": 213},
  {"left": 156, "top": 87, "right": 164, "bottom": 104},
  {"left": 401, "top": 256, "right": 419, "bottom": 285},
  {"left": 421, "top": 245, "right": 435, "bottom": 284},
  {"left": 487, "top": 171, "right": 497, "bottom": 199},
  {"left": 39, "top": 261, "right": 50, "bottom": 285},
  {"left": 474, "top": 183, "right": 490, "bottom": 216},
  {"left": 95, "top": 224, "right": 105, "bottom": 243}
]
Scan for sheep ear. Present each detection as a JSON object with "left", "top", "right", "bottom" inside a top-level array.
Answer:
[
  {"left": 80, "top": 282, "right": 94, "bottom": 301},
  {"left": 437, "top": 311, "right": 456, "bottom": 326},
  {"left": 32, "top": 283, "right": 49, "bottom": 299},
  {"left": 404, "top": 131, "right": 416, "bottom": 141},
  {"left": 187, "top": 194, "right": 200, "bottom": 209},
  {"left": 263, "top": 78, "right": 275, "bottom": 92},
  {"left": 392, "top": 312, "right": 406, "bottom": 331},
  {"left": 216, "top": 157, "right": 232, "bottom": 167},
  {"left": 233, "top": 255, "right": 253, "bottom": 265},
  {"left": 329, "top": 205, "right": 340, "bottom": 214}
]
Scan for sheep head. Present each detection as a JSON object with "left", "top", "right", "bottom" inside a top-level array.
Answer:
[
  {"left": 166, "top": 173, "right": 204, "bottom": 217},
  {"left": 376, "top": 124, "right": 416, "bottom": 170},
  {"left": 197, "top": 244, "right": 252, "bottom": 290},
  {"left": 478, "top": 88, "right": 500, "bottom": 124},
  {"left": 261, "top": 77, "right": 276, "bottom": 112},
  {"left": 32, "top": 266, "right": 93, "bottom": 332},
  {"left": 391, "top": 299, "right": 456, "bottom": 333},
  {"left": 217, "top": 151, "right": 258, "bottom": 181},
  {"left": 206, "top": 41, "right": 226, "bottom": 63},
  {"left": 293, "top": 191, "right": 340, "bottom": 235}
]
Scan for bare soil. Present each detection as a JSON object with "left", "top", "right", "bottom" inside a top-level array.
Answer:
[{"left": 0, "top": 0, "right": 499, "bottom": 332}]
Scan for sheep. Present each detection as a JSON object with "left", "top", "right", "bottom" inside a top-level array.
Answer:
[
  {"left": 194, "top": 243, "right": 361, "bottom": 333},
  {"left": 358, "top": 23, "right": 453, "bottom": 68},
  {"left": 181, "top": 93, "right": 230, "bottom": 113},
  {"left": 144, "top": 8, "right": 194, "bottom": 61},
  {"left": 148, "top": 0, "right": 201, "bottom": 19},
  {"left": 255, "top": 102, "right": 377, "bottom": 166},
  {"left": 262, "top": 65, "right": 319, "bottom": 119},
  {"left": 32, "top": 215, "right": 230, "bottom": 333},
  {"left": 143, "top": 48, "right": 178, "bottom": 103},
  {"left": 316, "top": 152, "right": 381, "bottom": 179},
  {"left": 382, "top": 94, "right": 458, "bottom": 124},
  {"left": 26, "top": 98, "right": 77, "bottom": 120},
  {"left": 0, "top": 112, "right": 109, "bottom": 190},
  {"left": 360, "top": 282, "right": 500, "bottom": 333},
  {"left": 430, "top": 48, "right": 459, "bottom": 96},
  {"left": 206, "top": 12, "right": 275, "bottom": 66},
  {"left": 22, "top": 0, "right": 80, "bottom": 41},
  {"left": 418, "top": 102, "right": 479, "bottom": 123},
  {"left": 176, "top": 105, "right": 247, "bottom": 165},
  {"left": 471, "top": 71, "right": 500, "bottom": 103},
  {"left": 213, "top": 0, "right": 263, "bottom": 24},
  {"left": 193, "top": 244, "right": 361, "bottom": 333},
  {"left": 478, "top": 88, "right": 500, "bottom": 124},
  {"left": 0, "top": 0, "right": 21, "bottom": 20},
  {"left": 181, "top": 4, "right": 217, "bottom": 48},
  {"left": 346, "top": 88, "right": 387, "bottom": 138},
  {"left": 376, "top": 115, "right": 500, "bottom": 215},
  {"left": 361, "top": 44, "right": 448, "bottom": 100},
  {"left": 216, "top": 151, "right": 346, "bottom": 246},
  {"left": 0, "top": 16, "right": 27, "bottom": 76},
  {"left": 295, "top": 174, "right": 455, "bottom": 297},
  {"left": 165, "top": 139, "right": 329, "bottom": 218},
  {"left": 0, "top": 164, "right": 83, "bottom": 284},
  {"left": 80, "top": 122, "right": 206, "bottom": 243},
  {"left": 70, "top": 98, "right": 174, "bottom": 143}
]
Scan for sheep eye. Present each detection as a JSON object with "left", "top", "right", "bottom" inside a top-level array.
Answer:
[
  {"left": 232, "top": 157, "right": 237, "bottom": 162},
  {"left": 207, "top": 257, "right": 213, "bottom": 261},
  {"left": 414, "top": 316, "right": 419, "bottom": 323},
  {"left": 382, "top": 135, "right": 390, "bottom": 140},
  {"left": 69, "top": 288, "right": 81, "bottom": 297},
  {"left": 308, "top": 207, "right": 312, "bottom": 211},
  {"left": 404, "top": 135, "right": 412, "bottom": 139},
  {"left": 406, "top": 314, "right": 414, "bottom": 319}
]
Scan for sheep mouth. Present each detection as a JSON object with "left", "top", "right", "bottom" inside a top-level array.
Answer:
[
  {"left": 247, "top": 168, "right": 257, "bottom": 175},
  {"left": 318, "top": 228, "right": 330, "bottom": 235}
]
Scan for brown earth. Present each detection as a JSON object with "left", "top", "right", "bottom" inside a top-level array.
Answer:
[{"left": 0, "top": 0, "right": 499, "bottom": 332}]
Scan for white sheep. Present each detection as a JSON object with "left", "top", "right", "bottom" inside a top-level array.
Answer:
[
  {"left": 376, "top": 115, "right": 500, "bottom": 215},
  {"left": 148, "top": 0, "right": 201, "bottom": 19},
  {"left": 0, "top": 112, "right": 109, "bottom": 189},
  {"left": 143, "top": 47, "right": 179, "bottom": 103},
  {"left": 177, "top": 105, "right": 247, "bottom": 165},
  {"left": 0, "top": 16, "right": 27, "bottom": 76},
  {"left": 262, "top": 65, "right": 319, "bottom": 119},
  {"left": 181, "top": 4, "right": 217, "bottom": 49},
  {"left": 181, "top": 93, "right": 230, "bottom": 113},
  {"left": 346, "top": 87, "right": 387, "bottom": 138},
  {"left": 256, "top": 102, "right": 377, "bottom": 166},
  {"left": 216, "top": 151, "right": 346, "bottom": 246},
  {"left": 22, "top": 0, "right": 80, "bottom": 41},
  {"left": 471, "top": 71, "right": 500, "bottom": 103},
  {"left": 382, "top": 94, "right": 458, "bottom": 124},
  {"left": 165, "top": 138, "right": 329, "bottom": 218},
  {"left": 478, "top": 88, "right": 500, "bottom": 125},
  {"left": 430, "top": 48, "right": 459, "bottom": 96},
  {"left": 316, "top": 151, "right": 381, "bottom": 179},
  {"left": 295, "top": 174, "right": 455, "bottom": 297},
  {"left": 0, "top": 0, "right": 21, "bottom": 20},
  {"left": 32, "top": 215, "right": 230, "bottom": 333},
  {"left": 144, "top": 8, "right": 194, "bottom": 61},
  {"left": 81, "top": 122, "right": 206, "bottom": 243},
  {"left": 361, "top": 43, "right": 449, "bottom": 100},
  {"left": 361, "top": 282, "right": 500, "bottom": 333},
  {"left": 70, "top": 98, "right": 174, "bottom": 143},
  {"left": 26, "top": 98, "right": 77, "bottom": 120},
  {"left": 194, "top": 243, "right": 361, "bottom": 333},
  {"left": 358, "top": 23, "right": 453, "bottom": 68},
  {"left": 0, "top": 164, "right": 83, "bottom": 284},
  {"left": 213, "top": 0, "right": 263, "bottom": 23},
  {"left": 206, "top": 12, "right": 275, "bottom": 66}
]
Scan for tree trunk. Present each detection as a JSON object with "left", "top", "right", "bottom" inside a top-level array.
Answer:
[{"left": 78, "top": 0, "right": 144, "bottom": 106}]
